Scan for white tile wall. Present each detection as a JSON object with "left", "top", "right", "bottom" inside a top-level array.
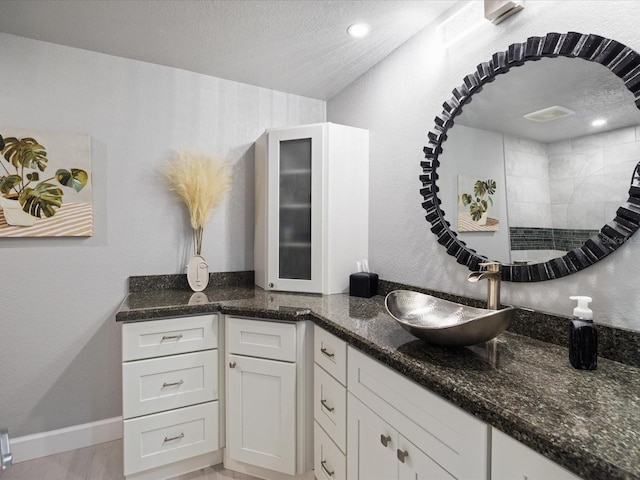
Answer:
[
  {"left": 506, "top": 127, "right": 637, "bottom": 234},
  {"left": 548, "top": 150, "right": 603, "bottom": 180},
  {"left": 504, "top": 136, "right": 551, "bottom": 229},
  {"left": 504, "top": 133, "right": 547, "bottom": 156},
  {"left": 505, "top": 149, "right": 549, "bottom": 179}
]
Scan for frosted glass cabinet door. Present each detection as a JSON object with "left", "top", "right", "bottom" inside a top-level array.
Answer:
[
  {"left": 279, "top": 138, "right": 312, "bottom": 280},
  {"left": 267, "top": 125, "right": 323, "bottom": 293}
]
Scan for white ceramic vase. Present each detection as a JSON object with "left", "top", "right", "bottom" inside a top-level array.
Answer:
[
  {"left": 0, "top": 197, "right": 37, "bottom": 227},
  {"left": 187, "top": 254, "right": 209, "bottom": 292}
]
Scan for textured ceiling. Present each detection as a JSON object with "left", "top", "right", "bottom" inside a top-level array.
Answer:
[
  {"left": 0, "top": 0, "right": 459, "bottom": 100},
  {"left": 457, "top": 56, "right": 640, "bottom": 143}
]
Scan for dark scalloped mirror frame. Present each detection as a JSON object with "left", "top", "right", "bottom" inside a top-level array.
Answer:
[{"left": 422, "top": 32, "right": 640, "bottom": 282}]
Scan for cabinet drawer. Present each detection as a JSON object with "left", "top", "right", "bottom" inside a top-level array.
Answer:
[
  {"left": 227, "top": 316, "right": 296, "bottom": 362},
  {"left": 122, "top": 315, "right": 218, "bottom": 361},
  {"left": 314, "top": 420, "right": 346, "bottom": 480},
  {"left": 123, "top": 401, "right": 219, "bottom": 476},
  {"left": 314, "top": 326, "right": 347, "bottom": 385},
  {"left": 314, "top": 364, "right": 346, "bottom": 453},
  {"left": 123, "top": 350, "right": 218, "bottom": 419},
  {"left": 348, "top": 347, "right": 488, "bottom": 480}
]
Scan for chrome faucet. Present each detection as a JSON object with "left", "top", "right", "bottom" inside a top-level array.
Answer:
[{"left": 467, "top": 262, "right": 501, "bottom": 310}]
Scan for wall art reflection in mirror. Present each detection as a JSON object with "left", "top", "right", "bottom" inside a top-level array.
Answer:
[
  {"left": 0, "top": 128, "right": 93, "bottom": 237},
  {"left": 422, "top": 32, "right": 640, "bottom": 282},
  {"left": 457, "top": 176, "right": 499, "bottom": 232}
]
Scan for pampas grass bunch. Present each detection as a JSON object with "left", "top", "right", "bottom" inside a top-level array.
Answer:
[{"left": 163, "top": 151, "right": 232, "bottom": 256}]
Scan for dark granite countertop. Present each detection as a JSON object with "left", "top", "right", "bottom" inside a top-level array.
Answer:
[{"left": 117, "top": 285, "right": 640, "bottom": 480}]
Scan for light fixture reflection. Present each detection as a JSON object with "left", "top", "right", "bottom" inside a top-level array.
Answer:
[
  {"left": 591, "top": 119, "right": 607, "bottom": 127},
  {"left": 347, "top": 23, "right": 370, "bottom": 38}
]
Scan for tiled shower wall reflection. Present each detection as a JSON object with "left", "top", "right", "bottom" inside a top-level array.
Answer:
[{"left": 504, "top": 126, "right": 640, "bottom": 261}]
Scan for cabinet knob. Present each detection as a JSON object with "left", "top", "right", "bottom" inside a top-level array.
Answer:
[
  {"left": 380, "top": 434, "right": 391, "bottom": 447},
  {"left": 268, "top": 282, "right": 274, "bottom": 288},
  {"left": 229, "top": 361, "right": 236, "bottom": 368},
  {"left": 397, "top": 449, "right": 409, "bottom": 463}
]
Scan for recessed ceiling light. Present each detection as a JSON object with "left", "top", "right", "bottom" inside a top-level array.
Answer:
[
  {"left": 591, "top": 119, "right": 607, "bottom": 127},
  {"left": 347, "top": 23, "right": 370, "bottom": 38}
]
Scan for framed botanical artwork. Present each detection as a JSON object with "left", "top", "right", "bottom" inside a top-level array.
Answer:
[
  {"left": 457, "top": 175, "right": 499, "bottom": 232},
  {"left": 0, "top": 128, "right": 93, "bottom": 237}
]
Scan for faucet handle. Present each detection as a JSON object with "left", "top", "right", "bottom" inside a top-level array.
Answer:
[{"left": 479, "top": 261, "right": 501, "bottom": 272}]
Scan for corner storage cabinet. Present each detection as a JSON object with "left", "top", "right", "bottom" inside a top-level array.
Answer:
[
  {"left": 254, "top": 122, "right": 369, "bottom": 294},
  {"left": 224, "top": 316, "right": 313, "bottom": 478},
  {"left": 121, "top": 315, "right": 220, "bottom": 480}
]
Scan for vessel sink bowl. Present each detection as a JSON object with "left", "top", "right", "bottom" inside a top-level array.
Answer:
[{"left": 385, "top": 290, "right": 514, "bottom": 347}]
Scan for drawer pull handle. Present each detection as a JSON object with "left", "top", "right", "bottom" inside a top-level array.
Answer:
[
  {"left": 320, "top": 460, "right": 335, "bottom": 477},
  {"left": 229, "top": 361, "right": 236, "bottom": 368},
  {"left": 320, "top": 347, "right": 335, "bottom": 358},
  {"left": 380, "top": 434, "right": 391, "bottom": 447},
  {"left": 162, "top": 380, "right": 184, "bottom": 388},
  {"left": 164, "top": 433, "right": 184, "bottom": 442},
  {"left": 161, "top": 334, "right": 183, "bottom": 341},
  {"left": 397, "top": 449, "right": 409, "bottom": 463},
  {"left": 320, "top": 398, "right": 335, "bottom": 412}
]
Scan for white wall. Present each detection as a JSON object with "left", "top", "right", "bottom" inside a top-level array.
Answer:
[
  {"left": 439, "top": 125, "right": 510, "bottom": 263},
  {"left": 0, "top": 33, "right": 325, "bottom": 437},
  {"left": 327, "top": 0, "right": 640, "bottom": 330}
]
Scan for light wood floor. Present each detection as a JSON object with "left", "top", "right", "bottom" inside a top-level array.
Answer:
[{"left": 1, "top": 440, "right": 259, "bottom": 480}]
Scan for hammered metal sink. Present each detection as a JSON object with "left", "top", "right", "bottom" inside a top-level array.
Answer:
[{"left": 385, "top": 290, "right": 514, "bottom": 347}]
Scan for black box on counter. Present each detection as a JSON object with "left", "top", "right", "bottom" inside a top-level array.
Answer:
[{"left": 349, "top": 272, "right": 378, "bottom": 298}]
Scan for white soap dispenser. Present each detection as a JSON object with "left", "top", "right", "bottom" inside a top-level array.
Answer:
[{"left": 569, "top": 296, "right": 597, "bottom": 370}]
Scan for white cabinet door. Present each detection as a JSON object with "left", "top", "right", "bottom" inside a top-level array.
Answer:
[
  {"left": 348, "top": 347, "right": 487, "bottom": 479},
  {"left": 227, "top": 353, "right": 297, "bottom": 475},
  {"left": 397, "top": 434, "right": 455, "bottom": 480},
  {"left": 266, "top": 124, "right": 324, "bottom": 293},
  {"left": 492, "top": 429, "right": 582, "bottom": 480},
  {"left": 347, "top": 393, "right": 398, "bottom": 480}
]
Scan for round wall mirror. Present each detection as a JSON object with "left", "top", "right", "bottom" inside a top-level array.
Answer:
[{"left": 422, "top": 32, "right": 640, "bottom": 282}]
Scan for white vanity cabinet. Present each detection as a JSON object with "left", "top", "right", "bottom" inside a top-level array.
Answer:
[
  {"left": 348, "top": 394, "right": 455, "bottom": 480},
  {"left": 346, "top": 346, "right": 489, "bottom": 480},
  {"left": 121, "top": 315, "right": 221, "bottom": 480},
  {"left": 491, "top": 428, "right": 582, "bottom": 480},
  {"left": 254, "top": 122, "right": 369, "bottom": 294},
  {"left": 224, "top": 316, "right": 313, "bottom": 479}
]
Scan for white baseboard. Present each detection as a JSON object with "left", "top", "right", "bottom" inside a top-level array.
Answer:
[{"left": 10, "top": 416, "right": 123, "bottom": 463}]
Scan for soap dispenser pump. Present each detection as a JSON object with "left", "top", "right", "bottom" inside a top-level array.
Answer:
[{"left": 569, "top": 296, "right": 597, "bottom": 370}]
